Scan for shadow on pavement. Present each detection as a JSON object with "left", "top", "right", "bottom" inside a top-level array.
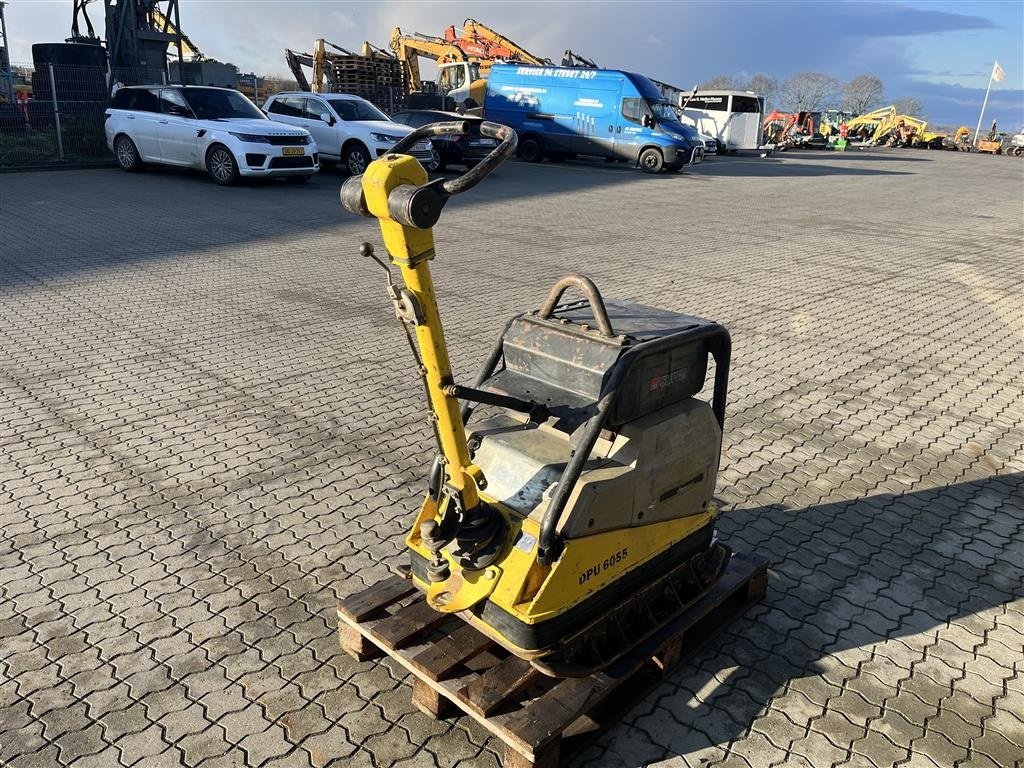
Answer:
[
  {"left": 572, "top": 472, "right": 1023, "bottom": 766},
  {"left": 1, "top": 150, "right": 924, "bottom": 291}
]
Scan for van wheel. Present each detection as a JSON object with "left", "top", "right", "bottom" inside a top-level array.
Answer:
[
  {"left": 206, "top": 145, "right": 239, "bottom": 185},
  {"left": 519, "top": 137, "right": 543, "bottom": 163},
  {"left": 639, "top": 148, "right": 664, "bottom": 173},
  {"left": 115, "top": 135, "right": 143, "bottom": 172}
]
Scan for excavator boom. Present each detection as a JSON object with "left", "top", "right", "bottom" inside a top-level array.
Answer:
[{"left": 447, "top": 18, "right": 550, "bottom": 65}]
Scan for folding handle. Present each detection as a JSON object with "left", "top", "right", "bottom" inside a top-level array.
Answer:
[{"left": 537, "top": 275, "right": 615, "bottom": 337}]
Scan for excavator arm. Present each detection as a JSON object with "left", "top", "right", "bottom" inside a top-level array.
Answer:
[
  {"left": 561, "top": 50, "right": 597, "bottom": 68},
  {"left": 390, "top": 27, "right": 470, "bottom": 93},
  {"left": 284, "top": 49, "right": 313, "bottom": 92},
  {"left": 452, "top": 18, "right": 550, "bottom": 65}
]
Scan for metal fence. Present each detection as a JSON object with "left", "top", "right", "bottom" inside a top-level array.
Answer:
[
  {"left": 0, "top": 62, "right": 299, "bottom": 170},
  {"left": 1, "top": 60, "right": 131, "bottom": 169}
]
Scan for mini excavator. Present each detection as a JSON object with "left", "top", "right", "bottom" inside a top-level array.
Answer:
[{"left": 340, "top": 122, "right": 733, "bottom": 677}]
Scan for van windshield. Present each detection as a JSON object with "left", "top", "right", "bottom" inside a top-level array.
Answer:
[{"left": 649, "top": 102, "right": 679, "bottom": 122}]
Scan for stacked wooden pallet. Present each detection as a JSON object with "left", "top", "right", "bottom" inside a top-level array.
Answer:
[
  {"left": 327, "top": 54, "right": 402, "bottom": 111},
  {"left": 337, "top": 552, "right": 768, "bottom": 768}
]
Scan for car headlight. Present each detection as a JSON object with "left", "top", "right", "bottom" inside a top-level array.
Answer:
[
  {"left": 370, "top": 132, "right": 403, "bottom": 143},
  {"left": 229, "top": 132, "right": 269, "bottom": 143}
]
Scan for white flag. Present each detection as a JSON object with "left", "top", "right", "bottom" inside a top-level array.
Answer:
[{"left": 993, "top": 61, "right": 1006, "bottom": 82}]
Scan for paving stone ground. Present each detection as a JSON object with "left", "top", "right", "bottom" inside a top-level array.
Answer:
[{"left": 1, "top": 149, "right": 1022, "bottom": 768}]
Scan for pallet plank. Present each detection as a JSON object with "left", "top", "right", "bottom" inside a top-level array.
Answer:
[
  {"left": 410, "top": 622, "right": 494, "bottom": 681},
  {"left": 372, "top": 599, "right": 451, "bottom": 649},
  {"left": 337, "top": 549, "right": 769, "bottom": 768},
  {"left": 501, "top": 675, "right": 610, "bottom": 752},
  {"left": 337, "top": 574, "right": 415, "bottom": 622},
  {"left": 458, "top": 654, "right": 542, "bottom": 717}
]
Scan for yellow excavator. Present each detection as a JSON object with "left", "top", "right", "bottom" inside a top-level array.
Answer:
[
  {"left": 339, "top": 124, "right": 735, "bottom": 676},
  {"left": 390, "top": 19, "right": 556, "bottom": 110},
  {"left": 846, "top": 105, "right": 945, "bottom": 148},
  {"left": 389, "top": 27, "right": 488, "bottom": 108}
]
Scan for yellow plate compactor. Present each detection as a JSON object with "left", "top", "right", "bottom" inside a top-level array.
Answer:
[{"left": 341, "top": 121, "right": 733, "bottom": 677}]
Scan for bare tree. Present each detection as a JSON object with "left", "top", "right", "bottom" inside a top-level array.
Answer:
[
  {"left": 779, "top": 72, "right": 840, "bottom": 112},
  {"left": 746, "top": 73, "right": 778, "bottom": 111},
  {"left": 701, "top": 74, "right": 739, "bottom": 89},
  {"left": 842, "top": 74, "right": 884, "bottom": 116},
  {"left": 893, "top": 97, "right": 923, "bottom": 117}
]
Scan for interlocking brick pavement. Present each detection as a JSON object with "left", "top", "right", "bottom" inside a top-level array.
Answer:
[{"left": 2, "top": 149, "right": 1022, "bottom": 768}]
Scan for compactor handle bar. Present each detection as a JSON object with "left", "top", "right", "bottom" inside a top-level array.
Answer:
[
  {"left": 340, "top": 120, "right": 518, "bottom": 227},
  {"left": 393, "top": 120, "right": 518, "bottom": 196},
  {"left": 537, "top": 275, "right": 615, "bottom": 337}
]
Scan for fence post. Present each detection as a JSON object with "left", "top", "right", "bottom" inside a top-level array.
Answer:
[{"left": 48, "top": 63, "right": 65, "bottom": 161}]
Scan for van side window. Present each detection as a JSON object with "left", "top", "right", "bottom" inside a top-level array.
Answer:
[
  {"left": 622, "top": 98, "right": 646, "bottom": 124},
  {"left": 732, "top": 96, "right": 761, "bottom": 113}
]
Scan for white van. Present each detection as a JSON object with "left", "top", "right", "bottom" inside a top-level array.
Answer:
[{"left": 678, "top": 91, "right": 765, "bottom": 152}]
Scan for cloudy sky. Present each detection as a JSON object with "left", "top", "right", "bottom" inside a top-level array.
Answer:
[{"left": 5, "top": 0, "right": 1022, "bottom": 126}]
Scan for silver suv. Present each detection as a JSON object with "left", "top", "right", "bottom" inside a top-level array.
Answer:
[{"left": 263, "top": 92, "right": 432, "bottom": 174}]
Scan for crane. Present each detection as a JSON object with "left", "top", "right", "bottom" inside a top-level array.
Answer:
[{"left": 71, "top": 0, "right": 184, "bottom": 81}]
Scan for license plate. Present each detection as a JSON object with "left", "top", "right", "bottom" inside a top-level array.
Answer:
[
  {"left": 282, "top": 147, "right": 304, "bottom": 156},
  {"left": 470, "top": 139, "right": 498, "bottom": 147},
  {"left": 413, "top": 142, "right": 430, "bottom": 152}
]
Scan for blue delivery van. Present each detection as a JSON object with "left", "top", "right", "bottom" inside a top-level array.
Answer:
[{"left": 483, "top": 63, "right": 703, "bottom": 173}]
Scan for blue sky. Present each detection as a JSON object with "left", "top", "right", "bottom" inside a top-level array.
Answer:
[{"left": 5, "top": 0, "right": 1022, "bottom": 127}]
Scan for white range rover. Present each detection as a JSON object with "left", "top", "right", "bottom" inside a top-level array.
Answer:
[{"left": 105, "top": 85, "right": 319, "bottom": 185}]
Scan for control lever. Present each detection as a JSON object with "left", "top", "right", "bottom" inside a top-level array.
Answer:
[{"left": 340, "top": 121, "right": 517, "bottom": 229}]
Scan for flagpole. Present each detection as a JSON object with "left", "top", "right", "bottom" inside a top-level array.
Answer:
[{"left": 973, "top": 62, "right": 996, "bottom": 147}]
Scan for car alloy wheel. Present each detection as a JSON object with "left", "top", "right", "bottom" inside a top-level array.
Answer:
[
  {"left": 115, "top": 136, "right": 139, "bottom": 171},
  {"left": 206, "top": 146, "right": 240, "bottom": 186},
  {"left": 209, "top": 149, "right": 233, "bottom": 181},
  {"left": 346, "top": 148, "right": 368, "bottom": 175},
  {"left": 426, "top": 147, "right": 443, "bottom": 172}
]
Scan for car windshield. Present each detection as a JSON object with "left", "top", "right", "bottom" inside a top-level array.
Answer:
[
  {"left": 180, "top": 88, "right": 265, "bottom": 120},
  {"left": 326, "top": 98, "right": 389, "bottom": 122}
]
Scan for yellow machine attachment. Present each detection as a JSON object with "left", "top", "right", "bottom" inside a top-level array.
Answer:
[{"left": 340, "top": 122, "right": 733, "bottom": 676}]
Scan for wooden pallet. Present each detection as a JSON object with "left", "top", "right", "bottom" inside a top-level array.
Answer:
[{"left": 337, "top": 551, "right": 768, "bottom": 768}]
